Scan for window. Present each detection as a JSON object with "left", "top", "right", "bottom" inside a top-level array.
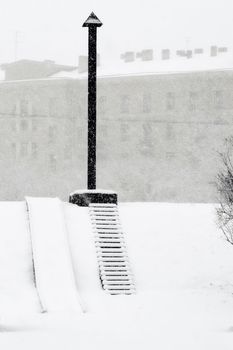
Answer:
[
  {"left": 214, "top": 90, "right": 223, "bottom": 109},
  {"left": 166, "top": 151, "right": 175, "bottom": 160},
  {"left": 32, "top": 120, "right": 38, "bottom": 131},
  {"left": 189, "top": 91, "right": 198, "bottom": 111},
  {"left": 166, "top": 124, "right": 174, "bottom": 139},
  {"left": 49, "top": 125, "right": 57, "bottom": 140},
  {"left": 49, "top": 154, "right": 57, "bottom": 171},
  {"left": 20, "top": 142, "right": 28, "bottom": 157},
  {"left": 20, "top": 99, "right": 28, "bottom": 116},
  {"left": 98, "top": 96, "right": 106, "bottom": 114},
  {"left": 140, "top": 123, "right": 153, "bottom": 155},
  {"left": 190, "top": 155, "right": 200, "bottom": 170},
  {"left": 120, "top": 95, "right": 130, "bottom": 113},
  {"left": 121, "top": 152, "right": 128, "bottom": 159},
  {"left": 20, "top": 119, "right": 29, "bottom": 131},
  {"left": 11, "top": 120, "right": 17, "bottom": 132},
  {"left": 143, "top": 123, "right": 152, "bottom": 144},
  {"left": 64, "top": 144, "right": 72, "bottom": 160},
  {"left": 31, "top": 143, "right": 38, "bottom": 158},
  {"left": 166, "top": 92, "right": 175, "bottom": 110},
  {"left": 49, "top": 98, "right": 57, "bottom": 117},
  {"left": 142, "top": 93, "right": 151, "bottom": 113},
  {"left": 99, "top": 124, "right": 108, "bottom": 139},
  {"left": 12, "top": 103, "right": 17, "bottom": 116},
  {"left": 11, "top": 143, "right": 16, "bottom": 158},
  {"left": 120, "top": 123, "right": 129, "bottom": 141}
]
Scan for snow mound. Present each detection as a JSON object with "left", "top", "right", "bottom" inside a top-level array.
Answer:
[
  {"left": 0, "top": 202, "right": 41, "bottom": 317},
  {"left": 26, "top": 197, "right": 83, "bottom": 313}
]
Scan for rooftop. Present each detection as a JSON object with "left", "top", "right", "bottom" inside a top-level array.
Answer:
[{"left": 50, "top": 48, "right": 233, "bottom": 79}]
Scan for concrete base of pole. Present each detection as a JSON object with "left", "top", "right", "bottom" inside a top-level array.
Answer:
[{"left": 69, "top": 189, "right": 118, "bottom": 207}]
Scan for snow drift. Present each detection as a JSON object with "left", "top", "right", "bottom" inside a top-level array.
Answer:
[
  {"left": 25, "top": 197, "right": 83, "bottom": 313},
  {"left": 0, "top": 201, "right": 233, "bottom": 349}
]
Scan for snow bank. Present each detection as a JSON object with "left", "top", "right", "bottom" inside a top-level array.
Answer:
[
  {"left": 0, "top": 202, "right": 40, "bottom": 317},
  {"left": 26, "top": 197, "right": 82, "bottom": 313},
  {"left": 0, "top": 201, "right": 232, "bottom": 350}
]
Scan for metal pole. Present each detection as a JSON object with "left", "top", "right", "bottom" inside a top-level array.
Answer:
[
  {"left": 88, "top": 26, "right": 97, "bottom": 189},
  {"left": 83, "top": 12, "right": 102, "bottom": 190}
]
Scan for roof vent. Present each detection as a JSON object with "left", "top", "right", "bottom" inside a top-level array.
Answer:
[
  {"left": 210, "top": 46, "right": 228, "bottom": 57},
  {"left": 176, "top": 50, "right": 192, "bottom": 58},
  {"left": 161, "top": 49, "right": 170, "bottom": 60},
  {"left": 120, "top": 52, "right": 135, "bottom": 63},
  {"left": 194, "top": 48, "right": 204, "bottom": 54},
  {"left": 176, "top": 50, "right": 186, "bottom": 57},
  {"left": 218, "top": 47, "right": 228, "bottom": 53},
  {"left": 186, "top": 50, "right": 192, "bottom": 59},
  {"left": 136, "top": 49, "right": 153, "bottom": 61},
  {"left": 210, "top": 46, "right": 218, "bottom": 57}
]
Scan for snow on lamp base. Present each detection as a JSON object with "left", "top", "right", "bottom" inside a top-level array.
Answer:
[{"left": 69, "top": 189, "right": 118, "bottom": 207}]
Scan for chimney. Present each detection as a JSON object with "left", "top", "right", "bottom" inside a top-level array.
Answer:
[
  {"left": 161, "top": 49, "right": 170, "bottom": 60},
  {"left": 186, "top": 50, "right": 192, "bottom": 59},
  {"left": 210, "top": 46, "right": 218, "bottom": 57},
  {"left": 120, "top": 51, "right": 135, "bottom": 62},
  {"left": 218, "top": 47, "right": 228, "bottom": 53},
  {"left": 78, "top": 54, "right": 100, "bottom": 73},
  {"left": 194, "top": 48, "right": 203, "bottom": 54},
  {"left": 176, "top": 50, "right": 186, "bottom": 57},
  {"left": 136, "top": 49, "right": 153, "bottom": 61},
  {"left": 176, "top": 50, "right": 192, "bottom": 58}
]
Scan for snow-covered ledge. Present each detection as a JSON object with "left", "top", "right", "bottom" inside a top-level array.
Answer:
[{"left": 69, "top": 189, "right": 118, "bottom": 207}]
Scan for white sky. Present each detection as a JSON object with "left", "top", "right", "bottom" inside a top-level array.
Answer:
[{"left": 0, "top": 0, "right": 232, "bottom": 65}]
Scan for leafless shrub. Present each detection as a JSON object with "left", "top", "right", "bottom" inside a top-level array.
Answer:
[{"left": 216, "top": 136, "right": 233, "bottom": 245}]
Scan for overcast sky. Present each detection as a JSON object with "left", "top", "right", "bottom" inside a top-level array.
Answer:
[{"left": 0, "top": 0, "right": 232, "bottom": 65}]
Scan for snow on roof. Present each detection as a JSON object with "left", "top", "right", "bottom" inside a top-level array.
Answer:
[
  {"left": 1, "top": 53, "right": 233, "bottom": 84},
  {"left": 50, "top": 53, "right": 233, "bottom": 79}
]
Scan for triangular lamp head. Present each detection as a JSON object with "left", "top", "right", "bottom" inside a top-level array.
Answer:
[{"left": 83, "top": 12, "right": 103, "bottom": 27}]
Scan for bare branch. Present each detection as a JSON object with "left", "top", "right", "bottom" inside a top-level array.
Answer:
[{"left": 216, "top": 137, "right": 233, "bottom": 245}]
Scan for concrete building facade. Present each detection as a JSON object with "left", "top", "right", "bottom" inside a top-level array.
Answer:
[{"left": 0, "top": 57, "right": 232, "bottom": 202}]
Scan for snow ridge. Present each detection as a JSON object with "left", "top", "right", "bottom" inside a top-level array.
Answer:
[{"left": 25, "top": 197, "right": 83, "bottom": 313}]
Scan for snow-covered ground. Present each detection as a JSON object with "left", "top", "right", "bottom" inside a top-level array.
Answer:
[{"left": 0, "top": 201, "right": 233, "bottom": 349}]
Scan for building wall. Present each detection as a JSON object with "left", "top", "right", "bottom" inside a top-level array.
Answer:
[
  {"left": 95, "top": 71, "right": 233, "bottom": 202},
  {"left": 0, "top": 70, "right": 231, "bottom": 202},
  {"left": 0, "top": 79, "right": 85, "bottom": 200}
]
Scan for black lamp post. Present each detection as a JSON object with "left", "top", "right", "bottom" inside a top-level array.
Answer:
[
  {"left": 83, "top": 12, "right": 102, "bottom": 190},
  {"left": 69, "top": 13, "right": 117, "bottom": 206}
]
